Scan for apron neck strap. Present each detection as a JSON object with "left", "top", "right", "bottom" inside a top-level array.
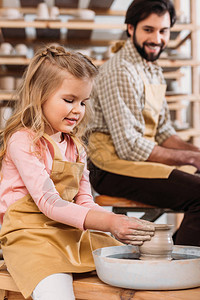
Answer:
[
  {"left": 139, "top": 70, "right": 148, "bottom": 85},
  {"left": 69, "top": 135, "right": 83, "bottom": 163},
  {"left": 43, "top": 133, "right": 63, "bottom": 161},
  {"left": 43, "top": 133, "right": 82, "bottom": 163}
]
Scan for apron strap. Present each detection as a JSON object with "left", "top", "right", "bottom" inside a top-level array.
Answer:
[
  {"left": 69, "top": 135, "right": 84, "bottom": 163},
  {"left": 43, "top": 133, "right": 83, "bottom": 163},
  {"left": 139, "top": 70, "right": 149, "bottom": 85},
  {"left": 43, "top": 133, "right": 63, "bottom": 161}
]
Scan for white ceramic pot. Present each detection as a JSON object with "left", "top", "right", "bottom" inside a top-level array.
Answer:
[
  {"left": 49, "top": 6, "right": 60, "bottom": 19},
  {"left": 15, "top": 44, "right": 28, "bottom": 56},
  {"left": 0, "top": 43, "right": 13, "bottom": 55},
  {"left": 75, "top": 9, "right": 95, "bottom": 20},
  {"left": 1, "top": 8, "right": 21, "bottom": 19},
  {"left": 37, "top": 3, "right": 49, "bottom": 19},
  {"left": 0, "top": 107, "right": 13, "bottom": 128}
]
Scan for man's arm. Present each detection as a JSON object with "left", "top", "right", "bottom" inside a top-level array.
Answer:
[
  {"left": 147, "top": 134, "right": 200, "bottom": 170},
  {"left": 161, "top": 134, "right": 200, "bottom": 151}
]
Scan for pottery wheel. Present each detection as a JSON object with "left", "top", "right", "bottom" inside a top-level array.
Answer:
[{"left": 93, "top": 245, "right": 200, "bottom": 290}]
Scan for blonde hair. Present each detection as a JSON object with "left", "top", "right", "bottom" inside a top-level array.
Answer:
[{"left": 0, "top": 44, "right": 98, "bottom": 167}]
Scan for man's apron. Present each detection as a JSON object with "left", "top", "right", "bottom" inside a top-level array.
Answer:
[
  {"left": 88, "top": 72, "right": 196, "bottom": 178},
  {"left": 0, "top": 133, "right": 120, "bottom": 299}
]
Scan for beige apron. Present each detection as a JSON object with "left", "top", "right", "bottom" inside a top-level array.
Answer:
[
  {"left": 88, "top": 72, "right": 196, "bottom": 178},
  {"left": 0, "top": 133, "right": 120, "bottom": 299}
]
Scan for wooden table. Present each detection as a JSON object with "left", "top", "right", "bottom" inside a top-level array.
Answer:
[
  {"left": 0, "top": 265, "right": 200, "bottom": 300},
  {"left": 74, "top": 272, "right": 200, "bottom": 300}
]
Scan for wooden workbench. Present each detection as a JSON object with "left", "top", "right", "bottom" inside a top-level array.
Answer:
[{"left": 0, "top": 264, "right": 200, "bottom": 300}]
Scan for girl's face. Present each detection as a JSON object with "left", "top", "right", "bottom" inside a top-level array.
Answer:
[{"left": 42, "top": 72, "right": 93, "bottom": 135}]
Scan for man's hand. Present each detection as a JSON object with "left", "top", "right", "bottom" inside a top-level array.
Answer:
[{"left": 148, "top": 135, "right": 200, "bottom": 171}]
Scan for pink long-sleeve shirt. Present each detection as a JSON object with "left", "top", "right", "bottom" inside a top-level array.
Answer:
[{"left": 0, "top": 130, "right": 105, "bottom": 230}]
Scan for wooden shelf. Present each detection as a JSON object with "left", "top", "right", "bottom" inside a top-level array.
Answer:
[
  {"left": 163, "top": 70, "right": 184, "bottom": 79},
  {"left": 0, "top": 37, "right": 121, "bottom": 47},
  {"left": 0, "top": 57, "right": 199, "bottom": 69},
  {"left": 168, "top": 32, "right": 191, "bottom": 49},
  {"left": 0, "top": 19, "right": 196, "bottom": 31},
  {"left": 0, "top": 56, "right": 101, "bottom": 66},
  {"left": 95, "top": 58, "right": 200, "bottom": 67},
  {"left": 171, "top": 23, "right": 196, "bottom": 31},
  {"left": 0, "top": 91, "right": 16, "bottom": 101},
  {"left": 0, "top": 56, "right": 30, "bottom": 65},
  {"left": 168, "top": 102, "right": 187, "bottom": 110},
  {"left": 177, "top": 128, "right": 200, "bottom": 141},
  {"left": 0, "top": 7, "right": 126, "bottom": 17},
  {"left": 158, "top": 59, "right": 200, "bottom": 67},
  {"left": 0, "top": 20, "right": 49, "bottom": 29},
  {"left": 0, "top": 19, "right": 126, "bottom": 30},
  {"left": 166, "top": 94, "right": 200, "bottom": 102}
]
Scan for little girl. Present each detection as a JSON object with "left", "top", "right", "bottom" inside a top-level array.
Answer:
[{"left": 0, "top": 45, "right": 155, "bottom": 300}]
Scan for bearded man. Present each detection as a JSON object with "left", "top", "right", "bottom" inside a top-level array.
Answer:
[{"left": 87, "top": 0, "right": 200, "bottom": 247}]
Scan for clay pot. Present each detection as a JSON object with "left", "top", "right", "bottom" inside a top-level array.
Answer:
[
  {"left": 37, "top": 3, "right": 49, "bottom": 19},
  {"left": 75, "top": 9, "right": 95, "bottom": 20},
  {"left": 49, "top": 6, "right": 60, "bottom": 19},
  {"left": 15, "top": 44, "right": 28, "bottom": 56},
  {"left": 0, "top": 106, "right": 13, "bottom": 128},
  {"left": 139, "top": 224, "right": 174, "bottom": 260},
  {"left": 0, "top": 43, "right": 13, "bottom": 55},
  {"left": 1, "top": 8, "right": 22, "bottom": 19}
]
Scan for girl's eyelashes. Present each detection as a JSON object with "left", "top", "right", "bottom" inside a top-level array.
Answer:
[
  {"left": 63, "top": 99, "right": 73, "bottom": 103},
  {"left": 63, "top": 98, "right": 86, "bottom": 106}
]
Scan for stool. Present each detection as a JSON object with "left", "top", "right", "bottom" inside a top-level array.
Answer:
[{"left": 95, "top": 195, "right": 175, "bottom": 222}]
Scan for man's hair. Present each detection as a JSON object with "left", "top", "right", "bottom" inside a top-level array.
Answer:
[{"left": 125, "top": 0, "right": 176, "bottom": 37}]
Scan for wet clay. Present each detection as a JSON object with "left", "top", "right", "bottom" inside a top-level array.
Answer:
[{"left": 139, "top": 224, "right": 174, "bottom": 260}]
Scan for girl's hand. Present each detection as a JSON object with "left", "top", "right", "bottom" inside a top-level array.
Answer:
[{"left": 109, "top": 214, "right": 155, "bottom": 245}]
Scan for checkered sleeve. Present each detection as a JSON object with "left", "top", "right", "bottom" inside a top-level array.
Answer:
[{"left": 95, "top": 67, "right": 155, "bottom": 161}]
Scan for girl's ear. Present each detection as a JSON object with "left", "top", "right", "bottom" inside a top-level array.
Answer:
[{"left": 127, "top": 24, "right": 134, "bottom": 38}]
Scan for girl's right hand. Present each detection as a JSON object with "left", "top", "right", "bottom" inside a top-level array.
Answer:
[{"left": 109, "top": 214, "right": 155, "bottom": 245}]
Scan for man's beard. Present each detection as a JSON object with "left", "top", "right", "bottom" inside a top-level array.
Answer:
[{"left": 133, "top": 33, "right": 165, "bottom": 62}]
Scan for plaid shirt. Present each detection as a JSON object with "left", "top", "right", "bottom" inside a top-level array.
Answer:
[{"left": 89, "top": 39, "right": 176, "bottom": 161}]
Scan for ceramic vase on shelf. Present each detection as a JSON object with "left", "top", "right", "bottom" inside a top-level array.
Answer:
[
  {"left": 15, "top": 44, "right": 28, "bottom": 56},
  {"left": 0, "top": 43, "right": 13, "bottom": 55},
  {"left": 36, "top": 2, "right": 50, "bottom": 19}
]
